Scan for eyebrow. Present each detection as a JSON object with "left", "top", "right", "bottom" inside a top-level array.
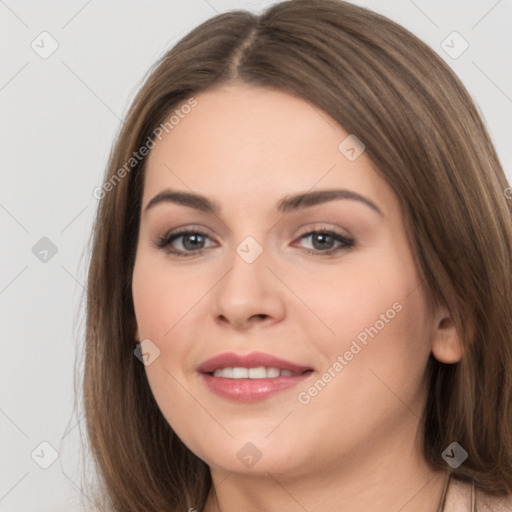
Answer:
[{"left": 144, "top": 188, "right": 384, "bottom": 217}]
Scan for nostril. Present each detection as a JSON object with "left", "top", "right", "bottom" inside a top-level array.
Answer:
[{"left": 251, "top": 314, "right": 268, "bottom": 321}]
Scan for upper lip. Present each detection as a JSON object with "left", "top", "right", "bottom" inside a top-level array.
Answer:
[{"left": 198, "top": 351, "right": 313, "bottom": 374}]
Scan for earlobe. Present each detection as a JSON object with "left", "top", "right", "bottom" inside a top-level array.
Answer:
[
  {"left": 134, "top": 325, "right": 140, "bottom": 343},
  {"left": 431, "top": 306, "right": 463, "bottom": 364}
]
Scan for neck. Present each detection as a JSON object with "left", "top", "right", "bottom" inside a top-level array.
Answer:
[{"left": 204, "top": 437, "right": 448, "bottom": 512}]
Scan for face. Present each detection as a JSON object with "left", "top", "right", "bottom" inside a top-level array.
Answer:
[{"left": 131, "top": 83, "right": 436, "bottom": 478}]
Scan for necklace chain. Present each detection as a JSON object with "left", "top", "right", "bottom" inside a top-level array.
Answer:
[{"left": 438, "top": 472, "right": 476, "bottom": 512}]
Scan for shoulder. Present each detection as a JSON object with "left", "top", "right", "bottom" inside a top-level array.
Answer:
[{"left": 446, "top": 477, "right": 512, "bottom": 512}]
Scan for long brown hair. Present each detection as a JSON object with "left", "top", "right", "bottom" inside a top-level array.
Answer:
[{"left": 83, "top": 0, "right": 512, "bottom": 509}]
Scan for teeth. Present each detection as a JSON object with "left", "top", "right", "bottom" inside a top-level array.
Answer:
[
  {"left": 218, "top": 367, "right": 233, "bottom": 378},
  {"left": 211, "top": 367, "right": 300, "bottom": 379},
  {"left": 266, "top": 367, "right": 280, "bottom": 378},
  {"left": 248, "top": 367, "right": 267, "bottom": 379},
  {"left": 232, "top": 367, "right": 248, "bottom": 378}
]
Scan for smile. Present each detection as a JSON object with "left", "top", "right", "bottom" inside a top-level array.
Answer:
[
  {"left": 197, "top": 352, "right": 315, "bottom": 402},
  {"left": 211, "top": 367, "right": 303, "bottom": 378}
]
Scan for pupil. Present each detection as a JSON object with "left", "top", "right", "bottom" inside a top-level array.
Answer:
[
  {"left": 313, "top": 233, "right": 333, "bottom": 250},
  {"left": 184, "top": 234, "right": 204, "bottom": 250}
]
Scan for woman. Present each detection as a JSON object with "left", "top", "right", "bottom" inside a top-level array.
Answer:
[{"left": 84, "top": 0, "right": 512, "bottom": 510}]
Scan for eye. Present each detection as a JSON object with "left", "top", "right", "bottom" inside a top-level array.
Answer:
[
  {"left": 154, "top": 225, "right": 355, "bottom": 258},
  {"left": 154, "top": 227, "right": 216, "bottom": 257},
  {"left": 294, "top": 227, "right": 355, "bottom": 256}
]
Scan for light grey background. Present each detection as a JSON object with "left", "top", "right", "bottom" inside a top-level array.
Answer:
[{"left": 1, "top": 1, "right": 511, "bottom": 510}]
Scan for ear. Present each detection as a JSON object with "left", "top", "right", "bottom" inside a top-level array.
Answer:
[
  {"left": 431, "top": 304, "right": 463, "bottom": 364},
  {"left": 134, "top": 320, "right": 140, "bottom": 343}
]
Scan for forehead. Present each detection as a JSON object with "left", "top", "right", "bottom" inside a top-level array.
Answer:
[{"left": 142, "top": 84, "right": 395, "bottom": 216}]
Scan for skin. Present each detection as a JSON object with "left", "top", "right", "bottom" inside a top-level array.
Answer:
[{"left": 132, "top": 83, "right": 463, "bottom": 512}]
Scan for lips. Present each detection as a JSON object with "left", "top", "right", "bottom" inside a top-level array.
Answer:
[
  {"left": 197, "top": 351, "right": 313, "bottom": 375},
  {"left": 197, "top": 351, "right": 314, "bottom": 402}
]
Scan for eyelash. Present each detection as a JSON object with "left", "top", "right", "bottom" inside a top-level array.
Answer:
[{"left": 154, "top": 226, "right": 355, "bottom": 258}]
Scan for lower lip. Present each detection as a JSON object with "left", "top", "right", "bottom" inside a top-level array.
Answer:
[{"left": 200, "top": 371, "right": 313, "bottom": 402}]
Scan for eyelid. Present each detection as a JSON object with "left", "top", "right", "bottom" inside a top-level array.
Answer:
[{"left": 294, "top": 222, "right": 353, "bottom": 239}]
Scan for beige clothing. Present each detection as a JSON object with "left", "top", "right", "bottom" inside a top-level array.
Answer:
[{"left": 445, "top": 478, "right": 512, "bottom": 511}]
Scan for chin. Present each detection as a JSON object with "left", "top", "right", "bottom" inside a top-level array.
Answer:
[{"left": 188, "top": 434, "right": 309, "bottom": 476}]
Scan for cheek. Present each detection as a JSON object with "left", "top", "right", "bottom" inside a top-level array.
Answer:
[
  {"left": 289, "top": 288, "right": 431, "bottom": 462},
  {"left": 301, "top": 239, "right": 431, "bottom": 383},
  {"left": 132, "top": 251, "right": 209, "bottom": 341},
  {"left": 302, "top": 258, "right": 432, "bottom": 423},
  {"left": 291, "top": 252, "right": 412, "bottom": 344},
  {"left": 132, "top": 254, "right": 208, "bottom": 417}
]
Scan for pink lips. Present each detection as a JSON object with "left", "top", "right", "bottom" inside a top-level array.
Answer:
[
  {"left": 198, "top": 351, "right": 312, "bottom": 374},
  {"left": 198, "top": 351, "right": 314, "bottom": 402}
]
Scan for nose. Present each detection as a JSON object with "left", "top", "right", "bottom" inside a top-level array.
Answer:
[{"left": 213, "top": 244, "right": 285, "bottom": 331}]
